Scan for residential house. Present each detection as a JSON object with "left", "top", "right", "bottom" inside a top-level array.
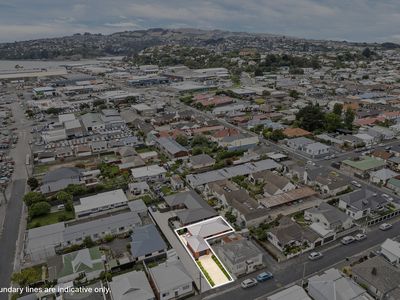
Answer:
[
  {"left": 368, "top": 126, "right": 395, "bottom": 141},
  {"left": 381, "top": 238, "right": 400, "bottom": 265},
  {"left": 353, "top": 133, "right": 376, "bottom": 146},
  {"left": 155, "top": 137, "right": 189, "bottom": 159},
  {"left": 109, "top": 270, "right": 155, "bottom": 300},
  {"left": 128, "top": 181, "right": 150, "bottom": 195},
  {"left": 49, "top": 246, "right": 105, "bottom": 283},
  {"left": 249, "top": 170, "right": 295, "bottom": 196},
  {"left": 286, "top": 137, "right": 330, "bottom": 158},
  {"left": 164, "top": 190, "right": 217, "bottom": 226},
  {"left": 188, "top": 154, "right": 216, "bottom": 170},
  {"left": 130, "top": 224, "right": 167, "bottom": 262},
  {"left": 305, "top": 202, "right": 353, "bottom": 231},
  {"left": 170, "top": 175, "right": 184, "bottom": 191},
  {"left": 148, "top": 258, "right": 194, "bottom": 300},
  {"left": 308, "top": 268, "right": 372, "bottom": 300},
  {"left": 282, "top": 128, "right": 312, "bottom": 138},
  {"left": 218, "top": 134, "right": 259, "bottom": 151},
  {"left": 74, "top": 189, "right": 128, "bottom": 219},
  {"left": 352, "top": 256, "right": 400, "bottom": 300},
  {"left": 267, "top": 285, "right": 311, "bottom": 300},
  {"left": 40, "top": 167, "right": 82, "bottom": 195},
  {"left": 338, "top": 189, "right": 388, "bottom": 220},
  {"left": 267, "top": 217, "right": 321, "bottom": 255},
  {"left": 387, "top": 177, "right": 400, "bottom": 194},
  {"left": 215, "top": 234, "right": 263, "bottom": 276},
  {"left": 305, "top": 167, "right": 349, "bottom": 197},
  {"left": 131, "top": 165, "right": 167, "bottom": 183},
  {"left": 341, "top": 156, "right": 386, "bottom": 178},
  {"left": 206, "top": 180, "right": 269, "bottom": 227},
  {"left": 370, "top": 168, "right": 398, "bottom": 185}
]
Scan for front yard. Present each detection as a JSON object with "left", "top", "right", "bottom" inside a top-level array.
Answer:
[{"left": 27, "top": 210, "right": 75, "bottom": 229}]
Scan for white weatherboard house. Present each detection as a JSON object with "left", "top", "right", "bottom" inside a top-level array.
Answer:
[
  {"left": 74, "top": 189, "right": 128, "bottom": 218},
  {"left": 131, "top": 164, "right": 167, "bottom": 182}
]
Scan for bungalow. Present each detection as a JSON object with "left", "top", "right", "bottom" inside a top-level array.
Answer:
[
  {"left": 387, "top": 177, "right": 400, "bottom": 194},
  {"left": 218, "top": 134, "right": 259, "bottom": 151},
  {"left": 188, "top": 154, "right": 216, "bottom": 170},
  {"left": 109, "top": 270, "right": 155, "bottom": 300},
  {"left": 305, "top": 202, "right": 353, "bottom": 232},
  {"left": 381, "top": 238, "right": 400, "bottom": 265},
  {"left": 387, "top": 156, "right": 400, "bottom": 172},
  {"left": 282, "top": 128, "right": 312, "bottom": 138},
  {"left": 305, "top": 167, "right": 349, "bottom": 197},
  {"left": 148, "top": 258, "right": 194, "bottom": 300},
  {"left": 353, "top": 133, "right": 376, "bottom": 146},
  {"left": 130, "top": 224, "right": 167, "bottom": 262},
  {"left": 267, "top": 217, "right": 321, "bottom": 255},
  {"left": 352, "top": 256, "right": 400, "bottom": 300},
  {"left": 49, "top": 246, "right": 105, "bottom": 283},
  {"left": 368, "top": 126, "right": 395, "bottom": 141},
  {"left": 131, "top": 165, "right": 167, "bottom": 183},
  {"left": 40, "top": 167, "right": 82, "bottom": 195},
  {"left": 370, "top": 168, "right": 398, "bottom": 185},
  {"left": 250, "top": 170, "right": 295, "bottom": 197},
  {"left": 215, "top": 234, "right": 263, "bottom": 276}
]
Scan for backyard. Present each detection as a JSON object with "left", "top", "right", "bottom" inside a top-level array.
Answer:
[{"left": 27, "top": 210, "right": 75, "bottom": 229}]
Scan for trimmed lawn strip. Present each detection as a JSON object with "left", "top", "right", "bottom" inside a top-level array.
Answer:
[
  {"left": 28, "top": 210, "right": 75, "bottom": 229},
  {"left": 196, "top": 260, "right": 215, "bottom": 287},
  {"left": 212, "top": 255, "right": 231, "bottom": 280}
]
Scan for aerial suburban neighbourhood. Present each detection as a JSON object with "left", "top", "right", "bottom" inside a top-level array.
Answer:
[{"left": 2, "top": 8, "right": 400, "bottom": 300}]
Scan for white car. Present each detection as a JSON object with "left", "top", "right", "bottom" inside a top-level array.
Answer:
[
  {"left": 308, "top": 251, "right": 323, "bottom": 260},
  {"left": 341, "top": 236, "right": 355, "bottom": 245},
  {"left": 379, "top": 223, "right": 393, "bottom": 231},
  {"left": 351, "top": 181, "right": 362, "bottom": 188},
  {"left": 355, "top": 233, "right": 367, "bottom": 241},
  {"left": 382, "top": 194, "right": 394, "bottom": 201},
  {"left": 241, "top": 278, "right": 258, "bottom": 289}
]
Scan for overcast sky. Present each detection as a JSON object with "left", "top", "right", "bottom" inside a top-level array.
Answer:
[{"left": 1, "top": 0, "right": 400, "bottom": 43}]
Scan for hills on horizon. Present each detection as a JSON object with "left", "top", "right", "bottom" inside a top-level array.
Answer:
[{"left": 0, "top": 27, "right": 399, "bottom": 60}]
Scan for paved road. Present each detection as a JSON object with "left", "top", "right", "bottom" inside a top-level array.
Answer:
[
  {"left": 0, "top": 179, "right": 26, "bottom": 299},
  {"left": 0, "top": 98, "right": 31, "bottom": 299},
  {"left": 198, "top": 220, "right": 400, "bottom": 300}
]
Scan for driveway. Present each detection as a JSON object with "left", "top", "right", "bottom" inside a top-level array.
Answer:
[{"left": 198, "top": 254, "right": 231, "bottom": 287}]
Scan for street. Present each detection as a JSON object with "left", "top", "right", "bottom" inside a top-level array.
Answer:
[{"left": 0, "top": 98, "right": 31, "bottom": 300}]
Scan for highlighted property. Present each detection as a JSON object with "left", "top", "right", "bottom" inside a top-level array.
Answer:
[{"left": 175, "top": 216, "right": 235, "bottom": 288}]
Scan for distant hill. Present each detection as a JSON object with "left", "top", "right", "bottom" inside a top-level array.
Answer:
[{"left": 0, "top": 28, "right": 392, "bottom": 60}]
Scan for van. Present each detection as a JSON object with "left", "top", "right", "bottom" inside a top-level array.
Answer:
[{"left": 57, "top": 204, "right": 65, "bottom": 211}]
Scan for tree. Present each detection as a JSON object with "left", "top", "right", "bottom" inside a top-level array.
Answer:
[
  {"left": 65, "top": 199, "right": 74, "bottom": 212},
  {"left": 191, "top": 134, "right": 209, "bottom": 147},
  {"left": 27, "top": 177, "right": 39, "bottom": 190},
  {"left": 11, "top": 268, "right": 40, "bottom": 287},
  {"left": 83, "top": 236, "right": 95, "bottom": 248},
  {"left": 333, "top": 103, "right": 343, "bottom": 116},
  {"left": 289, "top": 90, "right": 300, "bottom": 99},
  {"left": 324, "top": 113, "right": 343, "bottom": 132},
  {"left": 46, "top": 107, "right": 61, "bottom": 115},
  {"left": 344, "top": 108, "right": 355, "bottom": 130},
  {"left": 65, "top": 184, "right": 87, "bottom": 196},
  {"left": 56, "top": 191, "right": 73, "bottom": 203},
  {"left": 295, "top": 103, "right": 325, "bottom": 132},
  {"left": 362, "top": 47, "right": 372, "bottom": 58},
  {"left": 29, "top": 201, "right": 51, "bottom": 218},
  {"left": 270, "top": 129, "right": 285, "bottom": 142},
  {"left": 23, "top": 192, "right": 46, "bottom": 207},
  {"left": 176, "top": 134, "right": 189, "bottom": 146}
]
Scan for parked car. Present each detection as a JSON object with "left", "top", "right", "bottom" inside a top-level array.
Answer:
[
  {"left": 256, "top": 272, "right": 273, "bottom": 282},
  {"left": 341, "top": 236, "right": 355, "bottom": 245},
  {"left": 382, "top": 194, "right": 394, "bottom": 201},
  {"left": 351, "top": 181, "right": 362, "bottom": 188},
  {"left": 355, "top": 233, "right": 367, "bottom": 241},
  {"left": 379, "top": 223, "right": 392, "bottom": 231},
  {"left": 241, "top": 278, "right": 258, "bottom": 289},
  {"left": 308, "top": 252, "right": 323, "bottom": 260}
]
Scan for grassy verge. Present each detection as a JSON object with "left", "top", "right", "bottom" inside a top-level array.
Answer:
[
  {"left": 196, "top": 261, "right": 215, "bottom": 287},
  {"left": 212, "top": 255, "right": 231, "bottom": 280}
]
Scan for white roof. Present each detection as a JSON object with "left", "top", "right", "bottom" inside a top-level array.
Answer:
[
  {"left": 74, "top": 189, "right": 128, "bottom": 214},
  {"left": 131, "top": 165, "right": 166, "bottom": 179},
  {"left": 381, "top": 238, "right": 400, "bottom": 259}
]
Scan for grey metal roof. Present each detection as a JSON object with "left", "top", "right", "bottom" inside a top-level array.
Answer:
[
  {"left": 148, "top": 259, "right": 192, "bottom": 291},
  {"left": 109, "top": 270, "right": 155, "bottom": 300},
  {"left": 64, "top": 211, "right": 141, "bottom": 242},
  {"left": 217, "top": 238, "right": 262, "bottom": 265},
  {"left": 306, "top": 202, "right": 350, "bottom": 225},
  {"left": 42, "top": 167, "right": 81, "bottom": 183},
  {"left": 130, "top": 224, "right": 167, "bottom": 258},
  {"left": 156, "top": 137, "right": 188, "bottom": 155},
  {"left": 186, "top": 159, "right": 281, "bottom": 187}
]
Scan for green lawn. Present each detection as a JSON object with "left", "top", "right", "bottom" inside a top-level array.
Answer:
[
  {"left": 33, "top": 164, "right": 49, "bottom": 175},
  {"left": 28, "top": 210, "right": 75, "bottom": 229}
]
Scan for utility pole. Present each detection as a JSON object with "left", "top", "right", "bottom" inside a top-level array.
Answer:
[
  {"left": 199, "top": 270, "right": 202, "bottom": 299},
  {"left": 301, "top": 261, "right": 307, "bottom": 287}
]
